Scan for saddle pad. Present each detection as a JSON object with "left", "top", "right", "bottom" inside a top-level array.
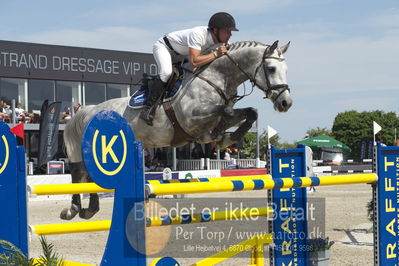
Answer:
[
  {"left": 165, "top": 79, "right": 183, "bottom": 100},
  {"left": 127, "top": 79, "right": 184, "bottom": 109},
  {"left": 128, "top": 86, "right": 148, "bottom": 109}
]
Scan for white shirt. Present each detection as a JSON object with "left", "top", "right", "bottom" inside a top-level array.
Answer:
[
  {"left": 15, "top": 107, "right": 25, "bottom": 117},
  {"left": 166, "top": 26, "right": 215, "bottom": 56}
]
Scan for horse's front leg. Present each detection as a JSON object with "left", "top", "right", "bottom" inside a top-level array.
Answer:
[
  {"left": 190, "top": 104, "right": 234, "bottom": 143},
  {"left": 215, "top": 107, "right": 258, "bottom": 148}
]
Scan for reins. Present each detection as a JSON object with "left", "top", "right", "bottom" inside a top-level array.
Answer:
[{"left": 195, "top": 45, "right": 290, "bottom": 104}]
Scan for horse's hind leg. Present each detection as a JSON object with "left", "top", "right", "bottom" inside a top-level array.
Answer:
[
  {"left": 77, "top": 163, "right": 99, "bottom": 219},
  {"left": 59, "top": 162, "right": 99, "bottom": 220},
  {"left": 60, "top": 162, "right": 83, "bottom": 220},
  {"left": 79, "top": 191, "right": 99, "bottom": 220}
]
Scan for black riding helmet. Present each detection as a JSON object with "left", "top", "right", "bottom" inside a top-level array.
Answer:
[{"left": 208, "top": 12, "right": 239, "bottom": 31}]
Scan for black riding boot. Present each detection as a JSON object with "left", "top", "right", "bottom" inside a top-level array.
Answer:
[{"left": 140, "top": 78, "right": 166, "bottom": 126}]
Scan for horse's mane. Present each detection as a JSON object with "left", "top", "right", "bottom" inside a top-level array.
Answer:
[
  {"left": 196, "top": 41, "right": 270, "bottom": 75},
  {"left": 203, "top": 41, "right": 269, "bottom": 55},
  {"left": 227, "top": 41, "right": 268, "bottom": 52}
]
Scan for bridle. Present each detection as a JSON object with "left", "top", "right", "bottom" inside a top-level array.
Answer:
[
  {"left": 225, "top": 47, "right": 290, "bottom": 102},
  {"left": 195, "top": 46, "right": 290, "bottom": 104}
]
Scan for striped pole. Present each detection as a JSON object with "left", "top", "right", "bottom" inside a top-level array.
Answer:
[
  {"left": 146, "top": 175, "right": 271, "bottom": 185},
  {"left": 146, "top": 173, "right": 378, "bottom": 196},
  {"left": 28, "top": 183, "right": 114, "bottom": 195},
  {"left": 146, "top": 206, "right": 272, "bottom": 227}
]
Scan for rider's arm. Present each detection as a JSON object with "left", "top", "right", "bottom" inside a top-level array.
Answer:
[{"left": 188, "top": 45, "right": 227, "bottom": 68}]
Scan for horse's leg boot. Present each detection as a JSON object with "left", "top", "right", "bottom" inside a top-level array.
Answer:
[
  {"left": 60, "top": 194, "right": 81, "bottom": 220},
  {"left": 140, "top": 78, "right": 166, "bottom": 126},
  {"left": 79, "top": 193, "right": 100, "bottom": 219}
]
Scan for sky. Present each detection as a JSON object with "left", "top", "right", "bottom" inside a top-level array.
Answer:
[{"left": 1, "top": 0, "right": 398, "bottom": 143}]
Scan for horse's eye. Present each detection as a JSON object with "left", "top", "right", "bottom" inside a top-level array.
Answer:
[{"left": 267, "top": 67, "right": 276, "bottom": 73}]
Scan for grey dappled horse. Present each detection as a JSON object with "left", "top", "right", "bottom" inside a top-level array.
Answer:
[{"left": 60, "top": 40, "right": 292, "bottom": 220}]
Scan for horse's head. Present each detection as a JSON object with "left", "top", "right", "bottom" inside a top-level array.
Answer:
[{"left": 253, "top": 40, "right": 292, "bottom": 112}]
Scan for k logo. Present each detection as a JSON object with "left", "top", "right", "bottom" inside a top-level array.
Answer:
[
  {"left": 92, "top": 129, "right": 127, "bottom": 176},
  {"left": 0, "top": 135, "right": 10, "bottom": 174}
]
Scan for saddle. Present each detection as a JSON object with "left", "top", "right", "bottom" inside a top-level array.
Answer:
[
  {"left": 128, "top": 65, "right": 184, "bottom": 109},
  {"left": 128, "top": 64, "right": 196, "bottom": 146}
]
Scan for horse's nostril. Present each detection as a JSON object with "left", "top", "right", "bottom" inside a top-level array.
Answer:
[{"left": 282, "top": 100, "right": 287, "bottom": 108}]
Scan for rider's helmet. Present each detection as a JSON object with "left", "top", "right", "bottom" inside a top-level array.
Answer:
[{"left": 208, "top": 12, "right": 239, "bottom": 31}]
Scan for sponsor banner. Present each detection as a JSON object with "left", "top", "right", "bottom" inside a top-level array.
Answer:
[
  {"left": 178, "top": 170, "right": 221, "bottom": 180},
  {"left": 37, "top": 101, "right": 61, "bottom": 168},
  {"left": 220, "top": 168, "right": 267, "bottom": 177},
  {"left": 0, "top": 40, "right": 156, "bottom": 84},
  {"left": 145, "top": 172, "right": 179, "bottom": 181},
  {"left": 146, "top": 169, "right": 267, "bottom": 181}
]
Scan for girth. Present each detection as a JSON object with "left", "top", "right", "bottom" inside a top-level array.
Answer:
[{"left": 162, "top": 101, "right": 196, "bottom": 147}]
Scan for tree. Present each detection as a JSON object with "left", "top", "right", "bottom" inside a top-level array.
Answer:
[
  {"left": 332, "top": 110, "right": 399, "bottom": 159},
  {"left": 241, "top": 132, "right": 257, "bottom": 158},
  {"left": 259, "top": 130, "right": 281, "bottom": 157},
  {"left": 240, "top": 129, "right": 299, "bottom": 160},
  {"left": 305, "top": 127, "right": 332, "bottom": 138}
]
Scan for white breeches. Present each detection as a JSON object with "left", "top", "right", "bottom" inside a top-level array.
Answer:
[{"left": 153, "top": 39, "right": 182, "bottom": 83}]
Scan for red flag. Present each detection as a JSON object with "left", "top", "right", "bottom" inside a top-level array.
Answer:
[{"left": 10, "top": 123, "right": 25, "bottom": 144}]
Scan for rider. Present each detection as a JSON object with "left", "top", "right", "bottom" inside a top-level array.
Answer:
[{"left": 140, "top": 12, "right": 239, "bottom": 126}]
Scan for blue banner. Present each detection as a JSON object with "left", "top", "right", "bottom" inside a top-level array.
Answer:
[
  {"left": 376, "top": 144, "right": 399, "bottom": 265},
  {"left": 270, "top": 145, "right": 308, "bottom": 266}
]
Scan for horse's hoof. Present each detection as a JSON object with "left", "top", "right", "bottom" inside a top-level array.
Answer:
[
  {"left": 60, "top": 205, "right": 80, "bottom": 220},
  {"left": 79, "top": 208, "right": 100, "bottom": 220}
]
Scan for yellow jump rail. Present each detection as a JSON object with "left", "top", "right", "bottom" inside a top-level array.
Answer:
[
  {"left": 28, "top": 175, "right": 272, "bottom": 195},
  {"left": 29, "top": 220, "right": 112, "bottom": 235},
  {"left": 33, "top": 258, "right": 94, "bottom": 266},
  {"left": 30, "top": 207, "right": 272, "bottom": 235},
  {"left": 28, "top": 183, "right": 114, "bottom": 195}
]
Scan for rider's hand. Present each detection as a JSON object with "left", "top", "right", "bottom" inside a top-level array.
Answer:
[{"left": 216, "top": 45, "right": 228, "bottom": 57}]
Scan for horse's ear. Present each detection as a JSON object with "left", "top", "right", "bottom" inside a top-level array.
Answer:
[
  {"left": 269, "top": 40, "right": 279, "bottom": 52},
  {"left": 280, "top": 41, "right": 290, "bottom": 54}
]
